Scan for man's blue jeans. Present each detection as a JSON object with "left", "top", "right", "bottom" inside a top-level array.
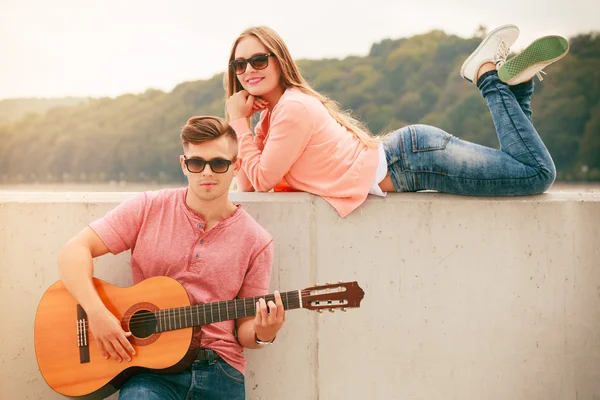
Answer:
[{"left": 118, "top": 350, "right": 245, "bottom": 400}]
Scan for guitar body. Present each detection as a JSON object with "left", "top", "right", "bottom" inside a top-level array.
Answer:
[{"left": 34, "top": 276, "right": 194, "bottom": 398}]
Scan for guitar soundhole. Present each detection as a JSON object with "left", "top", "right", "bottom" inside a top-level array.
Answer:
[{"left": 129, "top": 310, "right": 157, "bottom": 339}]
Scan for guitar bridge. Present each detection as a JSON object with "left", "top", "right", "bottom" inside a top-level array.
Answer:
[{"left": 77, "top": 305, "right": 90, "bottom": 363}]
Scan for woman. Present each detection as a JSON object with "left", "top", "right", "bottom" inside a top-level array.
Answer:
[{"left": 225, "top": 25, "right": 569, "bottom": 217}]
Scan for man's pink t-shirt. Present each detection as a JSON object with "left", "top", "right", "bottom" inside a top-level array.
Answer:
[{"left": 89, "top": 187, "right": 273, "bottom": 374}]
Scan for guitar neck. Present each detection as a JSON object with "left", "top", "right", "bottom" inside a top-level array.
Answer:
[{"left": 154, "top": 291, "right": 302, "bottom": 332}]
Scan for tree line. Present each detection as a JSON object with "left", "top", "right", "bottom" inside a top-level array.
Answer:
[{"left": 1, "top": 30, "right": 598, "bottom": 184}]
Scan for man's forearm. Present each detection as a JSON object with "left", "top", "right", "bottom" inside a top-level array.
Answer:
[
  {"left": 58, "top": 242, "right": 105, "bottom": 313},
  {"left": 236, "top": 319, "right": 263, "bottom": 349}
]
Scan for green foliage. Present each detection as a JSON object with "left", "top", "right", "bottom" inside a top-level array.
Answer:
[
  {"left": 0, "top": 97, "right": 88, "bottom": 125},
  {"left": 1, "top": 30, "right": 599, "bottom": 183}
]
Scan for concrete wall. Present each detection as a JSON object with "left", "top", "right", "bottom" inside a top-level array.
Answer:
[{"left": 1, "top": 191, "right": 599, "bottom": 400}]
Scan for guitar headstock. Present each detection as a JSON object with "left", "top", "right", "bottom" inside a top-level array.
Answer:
[{"left": 301, "top": 281, "right": 364, "bottom": 313}]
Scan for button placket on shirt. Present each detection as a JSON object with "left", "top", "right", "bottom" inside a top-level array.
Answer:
[
  {"left": 193, "top": 223, "right": 207, "bottom": 261},
  {"left": 187, "top": 208, "right": 238, "bottom": 272}
]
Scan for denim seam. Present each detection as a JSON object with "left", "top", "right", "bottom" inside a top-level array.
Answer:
[
  {"left": 399, "top": 129, "right": 408, "bottom": 170},
  {"left": 406, "top": 169, "right": 543, "bottom": 181},
  {"left": 184, "top": 368, "right": 198, "bottom": 400},
  {"left": 386, "top": 155, "right": 402, "bottom": 165},
  {"left": 383, "top": 136, "right": 406, "bottom": 166},
  {"left": 383, "top": 141, "right": 401, "bottom": 191},
  {"left": 208, "top": 349, "right": 217, "bottom": 366},
  {"left": 406, "top": 169, "right": 448, "bottom": 175},
  {"left": 215, "top": 360, "right": 245, "bottom": 384},
  {"left": 386, "top": 154, "right": 402, "bottom": 165},
  {"left": 492, "top": 80, "right": 543, "bottom": 170},
  {"left": 410, "top": 125, "right": 451, "bottom": 152},
  {"left": 383, "top": 138, "right": 402, "bottom": 167},
  {"left": 387, "top": 163, "right": 403, "bottom": 192}
]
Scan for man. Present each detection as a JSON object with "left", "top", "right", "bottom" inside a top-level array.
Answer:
[{"left": 58, "top": 116, "right": 284, "bottom": 399}]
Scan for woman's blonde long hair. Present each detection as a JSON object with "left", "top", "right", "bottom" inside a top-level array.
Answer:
[{"left": 225, "top": 26, "right": 379, "bottom": 148}]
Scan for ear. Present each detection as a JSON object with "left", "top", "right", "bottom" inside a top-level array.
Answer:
[
  {"left": 180, "top": 155, "right": 189, "bottom": 177},
  {"left": 232, "top": 156, "right": 242, "bottom": 177}
]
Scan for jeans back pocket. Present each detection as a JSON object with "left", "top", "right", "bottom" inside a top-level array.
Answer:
[{"left": 410, "top": 125, "right": 451, "bottom": 152}]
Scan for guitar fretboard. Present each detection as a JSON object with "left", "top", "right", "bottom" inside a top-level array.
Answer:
[{"left": 154, "top": 291, "right": 302, "bottom": 332}]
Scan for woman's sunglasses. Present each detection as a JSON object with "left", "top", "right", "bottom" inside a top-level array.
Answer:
[{"left": 229, "top": 53, "right": 275, "bottom": 75}]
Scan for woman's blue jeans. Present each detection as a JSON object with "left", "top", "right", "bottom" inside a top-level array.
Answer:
[{"left": 384, "top": 71, "right": 556, "bottom": 195}]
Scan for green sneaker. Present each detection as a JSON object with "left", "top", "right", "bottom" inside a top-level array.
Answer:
[{"left": 498, "top": 35, "right": 569, "bottom": 85}]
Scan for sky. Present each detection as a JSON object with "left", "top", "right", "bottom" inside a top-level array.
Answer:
[{"left": 1, "top": 0, "right": 598, "bottom": 99}]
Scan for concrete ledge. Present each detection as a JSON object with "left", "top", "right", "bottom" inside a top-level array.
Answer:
[
  {"left": 1, "top": 190, "right": 598, "bottom": 203},
  {"left": 1, "top": 192, "right": 599, "bottom": 399}
]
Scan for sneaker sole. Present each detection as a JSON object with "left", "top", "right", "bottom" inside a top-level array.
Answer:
[
  {"left": 460, "top": 24, "right": 519, "bottom": 83},
  {"left": 498, "top": 36, "right": 569, "bottom": 85}
]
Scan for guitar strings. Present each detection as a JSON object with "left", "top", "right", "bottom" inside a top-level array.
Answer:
[
  {"left": 121, "top": 292, "right": 306, "bottom": 324},
  {"left": 78, "top": 289, "right": 348, "bottom": 329},
  {"left": 80, "top": 292, "right": 309, "bottom": 328}
]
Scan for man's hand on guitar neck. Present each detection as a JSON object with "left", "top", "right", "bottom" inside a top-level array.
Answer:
[
  {"left": 235, "top": 291, "right": 285, "bottom": 349},
  {"left": 254, "top": 291, "right": 285, "bottom": 344},
  {"left": 87, "top": 305, "right": 136, "bottom": 363}
]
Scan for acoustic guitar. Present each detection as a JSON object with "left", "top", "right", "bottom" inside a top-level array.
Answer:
[{"left": 34, "top": 276, "right": 364, "bottom": 398}]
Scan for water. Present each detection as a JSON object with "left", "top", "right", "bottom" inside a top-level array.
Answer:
[
  {"left": 0, "top": 182, "right": 598, "bottom": 193},
  {"left": 0, "top": 182, "right": 186, "bottom": 193}
]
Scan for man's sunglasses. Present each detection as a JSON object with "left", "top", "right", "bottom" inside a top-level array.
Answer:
[
  {"left": 183, "top": 156, "right": 234, "bottom": 174},
  {"left": 229, "top": 53, "right": 275, "bottom": 75}
]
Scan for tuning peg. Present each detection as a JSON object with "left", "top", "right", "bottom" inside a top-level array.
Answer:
[
  {"left": 341, "top": 308, "right": 347, "bottom": 312},
  {"left": 328, "top": 309, "right": 335, "bottom": 313},
  {"left": 325, "top": 282, "right": 330, "bottom": 285},
  {"left": 317, "top": 309, "right": 323, "bottom": 314}
]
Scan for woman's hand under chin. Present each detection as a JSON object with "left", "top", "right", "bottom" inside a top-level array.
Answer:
[
  {"left": 252, "top": 97, "right": 269, "bottom": 113},
  {"left": 226, "top": 90, "right": 269, "bottom": 120}
]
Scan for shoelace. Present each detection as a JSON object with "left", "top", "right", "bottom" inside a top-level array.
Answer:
[
  {"left": 494, "top": 41, "right": 510, "bottom": 68},
  {"left": 536, "top": 70, "right": 547, "bottom": 81}
]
